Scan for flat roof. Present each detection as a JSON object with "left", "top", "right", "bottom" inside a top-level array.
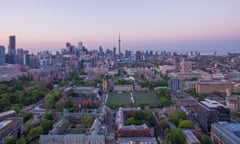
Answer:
[
  {"left": 39, "top": 134, "right": 105, "bottom": 143},
  {"left": 0, "top": 110, "right": 16, "bottom": 117},
  {"left": 183, "top": 129, "right": 200, "bottom": 143},
  {"left": 118, "top": 137, "right": 157, "bottom": 144},
  {"left": 197, "top": 80, "right": 233, "bottom": 85},
  {"left": 201, "top": 99, "right": 226, "bottom": 108},
  {"left": 0, "top": 120, "right": 12, "bottom": 130},
  {"left": 212, "top": 122, "right": 240, "bottom": 142}
]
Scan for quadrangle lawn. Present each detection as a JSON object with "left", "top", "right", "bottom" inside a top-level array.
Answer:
[{"left": 106, "top": 92, "right": 160, "bottom": 107}]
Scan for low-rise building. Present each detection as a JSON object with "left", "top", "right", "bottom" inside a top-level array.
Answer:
[
  {"left": 183, "top": 129, "right": 201, "bottom": 144},
  {"left": 184, "top": 81, "right": 197, "bottom": 90},
  {"left": 39, "top": 134, "right": 105, "bottom": 144},
  {"left": 0, "top": 64, "right": 27, "bottom": 81},
  {"left": 175, "top": 97, "right": 198, "bottom": 108},
  {"left": 195, "top": 80, "right": 233, "bottom": 94},
  {"left": 168, "top": 78, "right": 180, "bottom": 90},
  {"left": 196, "top": 99, "right": 230, "bottom": 132},
  {"left": 226, "top": 95, "right": 240, "bottom": 112},
  {"left": 0, "top": 117, "right": 23, "bottom": 143},
  {"left": 117, "top": 137, "right": 158, "bottom": 144},
  {"left": 63, "top": 87, "right": 101, "bottom": 108},
  {"left": 211, "top": 122, "right": 240, "bottom": 144},
  {"left": 115, "top": 107, "right": 152, "bottom": 137},
  {"left": 0, "top": 110, "right": 16, "bottom": 121}
]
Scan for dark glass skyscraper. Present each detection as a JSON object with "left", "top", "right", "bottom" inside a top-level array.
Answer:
[
  {"left": 6, "top": 35, "right": 16, "bottom": 64},
  {"left": 8, "top": 35, "right": 16, "bottom": 55}
]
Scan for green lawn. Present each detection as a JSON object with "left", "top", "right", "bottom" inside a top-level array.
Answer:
[
  {"left": 107, "top": 92, "right": 132, "bottom": 105},
  {"left": 106, "top": 92, "right": 160, "bottom": 107},
  {"left": 134, "top": 92, "right": 160, "bottom": 105}
]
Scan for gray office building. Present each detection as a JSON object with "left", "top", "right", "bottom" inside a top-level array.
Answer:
[
  {"left": 168, "top": 78, "right": 180, "bottom": 90},
  {"left": 196, "top": 99, "right": 230, "bottom": 132}
]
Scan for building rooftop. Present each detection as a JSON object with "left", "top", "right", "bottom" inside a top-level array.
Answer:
[
  {"left": 197, "top": 80, "right": 233, "bottom": 85},
  {"left": 0, "top": 120, "right": 12, "bottom": 130},
  {"left": 0, "top": 110, "right": 16, "bottom": 118},
  {"left": 117, "top": 137, "right": 158, "bottom": 144},
  {"left": 39, "top": 134, "right": 105, "bottom": 143},
  {"left": 183, "top": 129, "right": 200, "bottom": 143},
  {"left": 201, "top": 99, "right": 226, "bottom": 109},
  {"left": 212, "top": 122, "right": 240, "bottom": 142}
]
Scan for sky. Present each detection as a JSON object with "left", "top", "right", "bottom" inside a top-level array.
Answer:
[{"left": 0, "top": 0, "right": 240, "bottom": 54}]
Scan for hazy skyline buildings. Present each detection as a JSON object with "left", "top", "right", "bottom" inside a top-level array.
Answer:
[{"left": 0, "top": 0, "right": 240, "bottom": 53}]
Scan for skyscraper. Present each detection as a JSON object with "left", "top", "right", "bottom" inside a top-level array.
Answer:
[
  {"left": 6, "top": 35, "right": 16, "bottom": 64},
  {"left": 118, "top": 34, "right": 121, "bottom": 55},
  {"left": 113, "top": 47, "right": 116, "bottom": 58},
  {"left": 0, "top": 45, "right": 5, "bottom": 66},
  {"left": 8, "top": 35, "right": 16, "bottom": 55}
]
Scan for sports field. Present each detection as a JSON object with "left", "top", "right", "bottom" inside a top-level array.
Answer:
[{"left": 106, "top": 92, "right": 160, "bottom": 107}]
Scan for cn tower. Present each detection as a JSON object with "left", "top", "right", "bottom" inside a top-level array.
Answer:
[{"left": 118, "top": 33, "right": 121, "bottom": 55}]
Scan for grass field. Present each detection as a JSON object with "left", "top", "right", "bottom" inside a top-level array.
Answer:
[{"left": 106, "top": 92, "right": 160, "bottom": 107}]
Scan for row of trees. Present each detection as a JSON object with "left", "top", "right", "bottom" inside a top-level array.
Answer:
[
  {"left": 168, "top": 111, "right": 186, "bottom": 126},
  {"left": 125, "top": 111, "right": 154, "bottom": 126},
  {"left": 44, "top": 90, "right": 61, "bottom": 109},
  {"left": 115, "top": 78, "right": 134, "bottom": 85},
  {"left": 155, "top": 89, "right": 173, "bottom": 108},
  {"left": 140, "top": 80, "right": 168, "bottom": 89}
]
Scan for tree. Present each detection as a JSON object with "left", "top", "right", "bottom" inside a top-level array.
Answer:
[
  {"left": 178, "top": 120, "right": 193, "bottom": 128},
  {"left": 159, "top": 97, "right": 173, "bottom": 107},
  {"left": 23, "top": 112, "right": 33, "bottom": 122},
  {"left": 5, "top": 137, "right": 17, "bottom": 144},
  {"left": 201, "top": 135, "right": 212, "bottom": 144},
  {"left": 27, "top": 126, "right": 42, "bottom": 141},
  {"left": 170, "top": 128, "right": 185, "bottom": 144},
  {"left": 125, "top": 117, "right": 136, "bottom": 125},
  {"left": 0, "top": 96, "right": 11, "bottom": 112},
  {"left": 186, "top": 88, "right": 196, "bottom": 96},
  {"left": 159, "top": 119, "right": 169, "bottom": 130},
  {"left": 82, "top": 116, "right": 94, "bottom": 124},
  {"left": 155, "top": 88, "right": 170, "bottom": 98},
  {"left": 55, "top": 99, "right": 65, "bottom": 112},
  {"left": 168, "top": 111, "right": 186, "bottom": 126},
  {"left": 16, "top": 136, "right": 26, "bottom": 144},
  {"left": 44, "top": 93, "right": 55, "bottom": 108},
  {"left": 41, "top": 119, "right": 54, "bottom": 134},
  {"left": 43, "top": 112, "right": 54, "bottom": 121}
]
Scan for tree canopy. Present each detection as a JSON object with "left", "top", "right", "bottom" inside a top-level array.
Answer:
[
  {"left": 201, "top": 135, "right": 212, "bottom": 144},
  {"left": 0, "top": 80, "right": 49, "bottom": 112},
  {"left": 178, "top": 120, "right": 193, "bottom": 128}
]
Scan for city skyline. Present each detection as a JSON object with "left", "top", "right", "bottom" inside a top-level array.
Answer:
[{"left": 1, "top": 0, "right": 240, "bottom": 53}]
